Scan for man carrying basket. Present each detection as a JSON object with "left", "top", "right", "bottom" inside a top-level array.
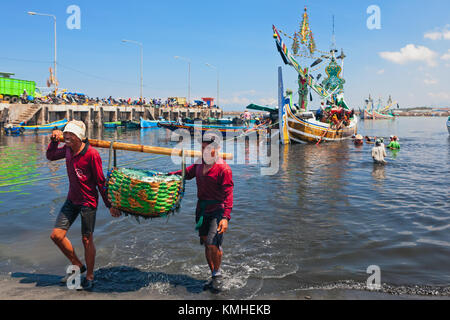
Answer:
[
  {"left": 47, "top": 121, "right": 121, "bottom": 291},
  {"left": 170, "top": 135, "right": 234, "bottom": 293}
]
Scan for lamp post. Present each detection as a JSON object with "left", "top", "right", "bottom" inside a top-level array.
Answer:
[
  {"left": 28, "top": 11, "right": 57, "bottom": 94},
  {"left": 205, "top": 63, "right": 219, "bottom": 108},
  {"left": 122, "top": 39, "right": 144, "bottom": 103},
  {"left": 174, "top": 56, "right": 191, "bottom": 106}
]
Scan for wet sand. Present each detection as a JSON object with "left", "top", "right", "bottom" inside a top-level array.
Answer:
[{"left": 1, "top": 275, "right": 448, "bottom": 300}]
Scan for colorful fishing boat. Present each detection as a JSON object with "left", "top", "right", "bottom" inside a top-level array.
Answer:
[
  {"left": 13, "top": 118, "right": 68, "bottom": 132},
  {"left": 4, "top": 126, "right": 24, "bottom": 135},
  {"left": 273, "top": 8, "right": 357, "bottom": 144},
  {"left": 140, "top": 118, "right": 159, "bottom": 128},
  {"left": 103, "top": 121, "right": 123, "bottom": 129},
  {"left": 360, "top": 95, "right": 374, "bottom": 120}
]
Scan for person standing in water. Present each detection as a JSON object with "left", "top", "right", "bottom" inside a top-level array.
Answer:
[
  {"left": 170, "top": 136, "right": 233, "bottom": 293},
  {"left": 387, "top": 136, "right": 401, "bottom": 150},
  {"left": 47, "top": 120, "right": 121, "bottom": 290},
  {"left": 372, "top": 139, "right": 387, "bottom": 164}
]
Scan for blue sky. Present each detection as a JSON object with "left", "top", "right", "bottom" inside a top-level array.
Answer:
[{"left": 1, "top": 0, "right": 449, "bottom": 110}]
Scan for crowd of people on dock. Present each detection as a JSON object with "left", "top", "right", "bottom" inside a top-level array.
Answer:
[{"left": 3, "top": 90, "right": 219, "bottom": 109}]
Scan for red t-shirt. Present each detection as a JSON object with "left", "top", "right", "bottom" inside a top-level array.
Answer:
[
  {"left": 46, "top": 140, "right": 111, "bottom": 209},
  {"left": 171, "top": 158, "right": 234, "bottom": 220}
]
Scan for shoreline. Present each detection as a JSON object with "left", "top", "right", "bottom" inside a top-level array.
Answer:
[{"left": 1, "top": 274, "right": 449, "bottom": 300}]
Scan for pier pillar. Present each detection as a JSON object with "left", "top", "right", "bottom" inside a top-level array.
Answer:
[
  {"left": 66, "top": 109, "right": 73, "bottom": 121},
  {"left": 98, "top": 107, "right": 103, "bottom": 126},
  {"left": 86, "top": 108, "right": 93, "bottom": 127}
]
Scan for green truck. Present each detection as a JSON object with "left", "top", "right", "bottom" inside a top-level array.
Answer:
[{"left": 0, "top": 72, "right": 36, "bottom": 103}]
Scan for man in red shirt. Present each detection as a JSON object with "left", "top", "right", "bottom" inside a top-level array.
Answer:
[
  {"left": 47, "top": 120, "right": 120, "bottom": 290},
  {"left": 170, "top": 136, "right": 233, "bottom": 292}
]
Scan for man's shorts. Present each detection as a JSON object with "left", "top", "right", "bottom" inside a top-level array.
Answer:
[
  {"left": 54, "top": 199, "right": 97, "bottom": 236},
  {"left": 196, "top": 209, "right": 225, "bottom": 250}
]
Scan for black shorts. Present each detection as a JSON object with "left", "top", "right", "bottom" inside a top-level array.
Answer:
[
  {"left": 196, "top": 210, "right": 224, "bottom": 250},
  {"left": 54, "top": 199, "right": 97, "bottom": 236}
]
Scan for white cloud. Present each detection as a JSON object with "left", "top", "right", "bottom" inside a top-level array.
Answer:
[
  {"left": 441, "top": 49, "right": 450, "bottom": 61},
  {"left": 257, "top": 97, "right": 277, "bottom": 106},
  {"left": 424, "top": 25, "right": 450, "bottom": 40},
  {"left": 379, "top": 44, "right": 438, "bottom": 67},
  {"left": 376, "top": 69, "right": 385, "bottom": 75}
]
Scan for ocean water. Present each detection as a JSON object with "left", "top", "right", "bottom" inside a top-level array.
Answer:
[{"left": 0, "top": 117, "right": 449, "bottom": 298}]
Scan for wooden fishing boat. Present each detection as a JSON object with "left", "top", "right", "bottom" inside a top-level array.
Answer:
[
  {"left": 13, "top": 119, "right": 68, "bottom": 132},
  {"left": 272, "top": 9, "right": 358, "bottom": 144},
  {"left": 285, "top": 104, "right": 357, "bottom": 143}
]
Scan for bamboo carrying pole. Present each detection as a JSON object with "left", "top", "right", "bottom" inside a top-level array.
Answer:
[{"left": 57, "top": 136, "right": 233, "bottom": 160}]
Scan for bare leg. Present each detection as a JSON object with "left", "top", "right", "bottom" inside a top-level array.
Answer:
[
  {"left": 202, "top": 236, "right": 223, "bottom": 274},
  {"left": 82, "top": 233, "right": 96, "bottom": 280},
  {"left": 50, "top": 228, "right": 83, "bottom": 267}
]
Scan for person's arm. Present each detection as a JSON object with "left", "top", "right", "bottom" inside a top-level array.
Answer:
[
  {"left": 46, "top": 131, "right": 67, "bottom": 161},
  {"left": 221, "top": 168, "right": 234, "bottom": 220},
  {"left": 91, "top": 152, "right": 112, "bottom": 209},
  {"left": 217, "top": 168, "right": 233, "bottom": 234},
  {"left": 168, "top": 163, "right": 197, "bottom": 180}
]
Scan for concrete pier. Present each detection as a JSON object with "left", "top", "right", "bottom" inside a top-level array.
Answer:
[{"left": 0, "top": 103, "right": 223, "bottom": 127}]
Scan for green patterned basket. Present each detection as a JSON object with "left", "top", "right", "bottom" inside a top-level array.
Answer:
[{"left": 107, "top": 167, "right": 184, "bottom": 218}]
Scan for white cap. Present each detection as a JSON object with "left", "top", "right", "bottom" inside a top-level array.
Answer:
[{"left": 63, "top": 120, "right": 86, "bottom": 141}]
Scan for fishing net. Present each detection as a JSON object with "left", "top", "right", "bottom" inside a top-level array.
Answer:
[{"left": 107, "top": 167, "right": 184, "bottom": 218}]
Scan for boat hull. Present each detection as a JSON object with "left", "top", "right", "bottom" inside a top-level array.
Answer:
[
  {"left": 286, "top": 106, "right": 357, "bottom": 144},
  {"left": 103, "top": 121, "right": 123, "bottom": 129},
  {"left": 15, "top": 119, "right": 68, "bottom": 131},
  {"left": 140, "top": 118, "right": 159, "bottom": 128},
  {"left": 364, "top": 109, "right": 373, "bottom": 120},
  {"left": 447, "top": 119, "right": 450, "bottom": 134},
  {"left": 373, "top": 110, "right": 394, "bottom": 120}
]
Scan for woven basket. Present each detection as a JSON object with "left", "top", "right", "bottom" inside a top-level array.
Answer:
[{"left": 107, "top": 167, "right": 184, "bottom": 218}]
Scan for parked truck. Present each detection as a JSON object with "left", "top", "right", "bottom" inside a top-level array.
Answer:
[{"left": 0, "top": 72, "right": 36, "bottom": 103}]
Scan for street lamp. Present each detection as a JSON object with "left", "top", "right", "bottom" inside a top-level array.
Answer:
[
  {"left": 174, "top": 56, "right": 191, "bottom": 105},
  {"left": 205, "top": 63, "right": 219, "bottom": 108},
  {"left": 122, "top": 39, "right": 144, "bottom": 103},
  {"left": 28, "top": 11, "right": 57, "bottom": 94}
]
